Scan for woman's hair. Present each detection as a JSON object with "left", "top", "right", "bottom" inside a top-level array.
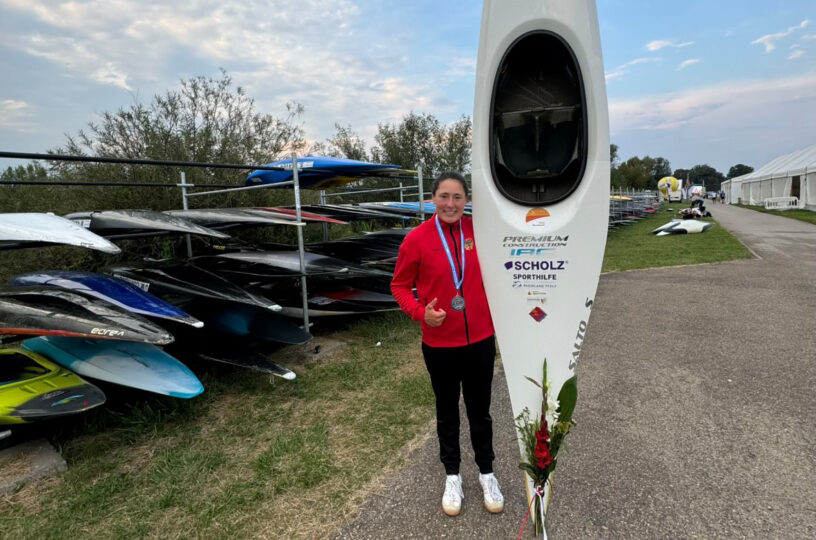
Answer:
[{"left": 431, "top": 171, "right": 469, "bottom": 196}]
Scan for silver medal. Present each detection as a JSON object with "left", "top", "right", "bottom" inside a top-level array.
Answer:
[{"left": 451, "top": 295, "right": 466, "bottom": 311}]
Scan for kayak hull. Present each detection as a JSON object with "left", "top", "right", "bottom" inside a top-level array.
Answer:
[
  {"left": 0, "top": 348, "right": 106, "bottom": 424},
  {"left": 22, "top": 337, "right": 203, "bottom": 399},
  {"left": 472, "top": 0, "right": 609, "bottom": 512}
]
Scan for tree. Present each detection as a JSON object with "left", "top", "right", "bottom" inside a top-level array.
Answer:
[
  {"left": 370, "top": 112, "right": 471, "bottom": 178},
  {"left": 0, "top": 162, "right": 51, "bottom": 212},
  {"left": 0, "top": 162, "right": 49, "bottom": 182},
  {"left": 727, "top": 164, "right": 753, "bottom": 179},
  {"left": 610, "top": 144, "right": 620, "bottom": 168},
  {"left": 436, "top": 116, "right": 472, "bottom": 174},
  {"left": 614, "top": 155, "right": 671, "bottom": 190},
  {"left": 609, "top": 144, "right": 626, "bottom": 187},
  {"left": 45, "top": 70, "right": 307, "bottom": 212},
  {"left": 323, "top": 124, "right": 369, "bottom": 161},
  {"left": 687, "top": 164, "right": 725, "bottom": 190},
  {"left": 648, "top": 157, "right": 672, "bottom": 188},
  {"left": 617, "top": 157, "right": 651, "bottom": 189}
]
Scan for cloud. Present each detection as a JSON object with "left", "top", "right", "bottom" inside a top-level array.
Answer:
[
  {"left": 0, "top": 0, "right": 468, "bottom": 146},
  {"left": 445, "top": 56, "right": 477, "bottom": 78},
  {"left": 608, "top": 74, "right": 816, "bottom": 170},
  {"left": 605, "top": 57, "right": 662, "bottom": 82},
  {"left": 0, "top": 99, "right": 33, "bottom": 128},
  {"left": 751, "top": 19, "right": 811, "bottom": 52},
  {"left": 645, "top": 40, "right": 693, "bottom": 52},
  {"left": 1, "top": 100, "right": 27, "bottom": 112},
  {"left": 677, "top": 59, "right": 700, "bottom": 71},
  {"left": 14, "top": 34, "right": 133, "bottom": 90},
  {"left": 788, "top": 49, "right": 805, "bottom": 60},
  {"left": 609, "top": 74, "right": 816, "bottom": 134}
]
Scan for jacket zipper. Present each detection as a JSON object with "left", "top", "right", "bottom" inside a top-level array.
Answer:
[{"left": 448, "top": 223, "right": 471, "bottom": 345}]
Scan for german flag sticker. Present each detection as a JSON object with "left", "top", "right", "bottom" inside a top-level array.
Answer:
[{"left": 525, "top": 207, "right": 550, "bottom": 226}]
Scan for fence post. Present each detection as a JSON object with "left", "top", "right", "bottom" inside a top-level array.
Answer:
[
  {"left": 180, "top": 171, "right": 193, "bottom": 258},
  {"left": 319, "top": 189, "right": 328, "bottom": 241},
  {"left": 417, "top": 164, "right": 425, "bottom": 221},
  {"left": 292, "top": 153, "right": 309, "bottom": 331}
]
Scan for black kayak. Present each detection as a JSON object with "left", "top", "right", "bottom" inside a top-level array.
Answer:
[
  {"left": 293, "top": 204, "right": 410, "bottom": 222},
  {"left": 178, "top": 300, "right": 313, "bottom": 345},
  {"left": 272, "top": 287, "right": 400, "bottom": 318},
  {"left": 163, "top": 208, "right": 300, "bottom": 230},
  {"left": 299, "top": 229, "right": 409, "bottom": 266},
  {"left": 109, "top": 264, "right": 280, "bottom": 311},
  {"left": 65, "top": 210, "right": 230, "bottom": 240},
  {"left": 0, "top": 287, "right": 174, "bottom": 345},
  {"left": 191, "top": 251, "right": 393, "bottom": 281},
  {"left": 194, "top": 349, "right": 296, "bottom": 380}
]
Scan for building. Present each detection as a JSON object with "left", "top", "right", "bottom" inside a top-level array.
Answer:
[{"left": 722, "top": 144, "right": 816, "bottom": 210}]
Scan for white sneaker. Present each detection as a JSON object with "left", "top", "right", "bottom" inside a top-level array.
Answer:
[
  {"left": 442, "top": 474, "right": 464, "bottom": 516},
  {"left": 478, "top": 472, "right": 504, "bottom": 513}
]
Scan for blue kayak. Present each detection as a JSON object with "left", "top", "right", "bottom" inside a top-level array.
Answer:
[
  {"left": 245, "top": 156, "right": 405, "bottom": 189},
  {"left": 10, "top": 271, "right": 203, "bottom": 328},
  {"left": 22, "top": 337, "right": 204, "bottom": 399}
]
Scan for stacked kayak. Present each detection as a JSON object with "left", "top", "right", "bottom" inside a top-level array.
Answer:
[{"left": 0, "top": 348, "right": 105, "bottom": 425}]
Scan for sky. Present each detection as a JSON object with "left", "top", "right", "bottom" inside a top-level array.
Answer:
[{"left": 0, "top": 0, "right": 814, "bottom": 175}]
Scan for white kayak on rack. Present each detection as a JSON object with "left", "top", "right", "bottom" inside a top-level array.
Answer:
[
  {"left": 0, "top": 213, "right": 120, "bottom": 253},
  {"left": 471, "top": 0, "right": 609, "bottom": 515}
]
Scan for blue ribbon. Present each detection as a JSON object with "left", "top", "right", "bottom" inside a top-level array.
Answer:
[{"left": 434, "top": 215, "right": 465, "bottom": 291}]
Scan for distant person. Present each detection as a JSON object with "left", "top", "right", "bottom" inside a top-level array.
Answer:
[
  {"left": 391, "top": 172, "right": 504, "bottom": 517},
  {"left": 720, "top": 189, "right": 726, "bottom": 204}
]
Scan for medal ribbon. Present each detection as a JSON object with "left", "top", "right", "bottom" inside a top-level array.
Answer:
[{"left": 434, "top": 215, "right": 465, "bottom": 291}]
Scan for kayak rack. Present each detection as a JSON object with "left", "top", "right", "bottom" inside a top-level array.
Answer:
[
  {"left": 180, "top": 153, "right": 311, "bottom": 331},
  {"left": 0, "top": 150, "right": 430, "bottom": 333},
  {"left": 0, "top": 151, "right": 314, "bottom": 332},
  {"left": 319, "top": 163, "right": 427, "bottom": 238}
]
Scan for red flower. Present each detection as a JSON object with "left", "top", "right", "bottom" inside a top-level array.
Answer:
[
  {"left": 534, "top": 438, "right": 552, "bottom": 468},
  {"left": 536, "top": 454, "right": 553, "bottom": 469},
  {"left": 536, "top": 428, "right": 549, "bottom": 443}
]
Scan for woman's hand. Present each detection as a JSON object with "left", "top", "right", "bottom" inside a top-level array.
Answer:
[{"left": 424, "top": 297, "right": 447, "bottom": 327}]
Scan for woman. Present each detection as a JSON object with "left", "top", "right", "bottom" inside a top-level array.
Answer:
[{"left": 391, "top": 171, "right": 503, "bottom": 517}]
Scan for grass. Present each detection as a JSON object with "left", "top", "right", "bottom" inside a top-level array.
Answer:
[
  {"left": 602, "top": 210, "right": 753, "bottom": 272},
  {"left": 735, "top": 204, "right": 816, "bottom": 226},
  {"left": 1, "top": 210, "right": 756, "bottom": 539},
  {"left": 0, "top": 312, "right": 434, "bottom": 539}
]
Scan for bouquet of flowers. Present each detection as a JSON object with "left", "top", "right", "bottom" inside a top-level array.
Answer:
[{"left": 514, "top": 359, "right": 577, "bottom": 538}]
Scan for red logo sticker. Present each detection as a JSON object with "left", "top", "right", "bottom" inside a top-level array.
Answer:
[{"left": 529, "top": 307, "right": 547, "bottom": 322}]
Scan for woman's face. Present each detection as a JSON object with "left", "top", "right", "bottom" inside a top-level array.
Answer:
[{"left": 432, "top": 179, "right": 467, "bottom": 224}]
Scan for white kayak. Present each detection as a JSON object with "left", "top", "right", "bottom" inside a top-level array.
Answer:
[
  {"left": 0, "top": 212, "right": 120, "bottom": 253},
  {"left": 471, "top": 0, "right": 609, "bottom": 519},
  {"left": 653, "top": 219, "right": 714, "bottom": 236}
]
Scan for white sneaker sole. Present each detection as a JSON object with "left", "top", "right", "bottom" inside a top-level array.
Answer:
[{"left": 483, "top": 500, "right": 504, "bottom": 514}]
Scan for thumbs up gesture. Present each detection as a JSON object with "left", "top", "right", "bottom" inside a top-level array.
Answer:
[{"left": 424, "top": 297, "right": 447, "bottom": 327}]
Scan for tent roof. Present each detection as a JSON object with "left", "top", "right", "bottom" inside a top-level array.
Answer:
[{"left": 732, "top": 143, "right": 816, "bottom": 183}]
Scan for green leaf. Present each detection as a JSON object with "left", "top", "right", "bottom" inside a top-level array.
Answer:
[
  {"left": 542, "top": 360, "right": 548, "bottom": 390},
  {"left": 519, "top": 462, "right": 538, "bottom": 476},
  {"left": 524, "top": 376, "right": 542, "bottom": 389},
  {"left": 556, "top": 376, "right": 578, "bottom": 424}
]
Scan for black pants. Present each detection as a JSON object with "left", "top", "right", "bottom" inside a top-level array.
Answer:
[{"left": 422, "top": 336, "right": 496, "bottom": 475}]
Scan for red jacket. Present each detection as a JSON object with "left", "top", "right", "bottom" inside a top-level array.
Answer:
[{"left": 391, "top": 215, "right": 494, "bottom": 347}]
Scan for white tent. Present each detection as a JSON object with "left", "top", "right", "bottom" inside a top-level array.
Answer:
[{"left": 728, "top": 144, "right": 816, "bottom": 210}]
